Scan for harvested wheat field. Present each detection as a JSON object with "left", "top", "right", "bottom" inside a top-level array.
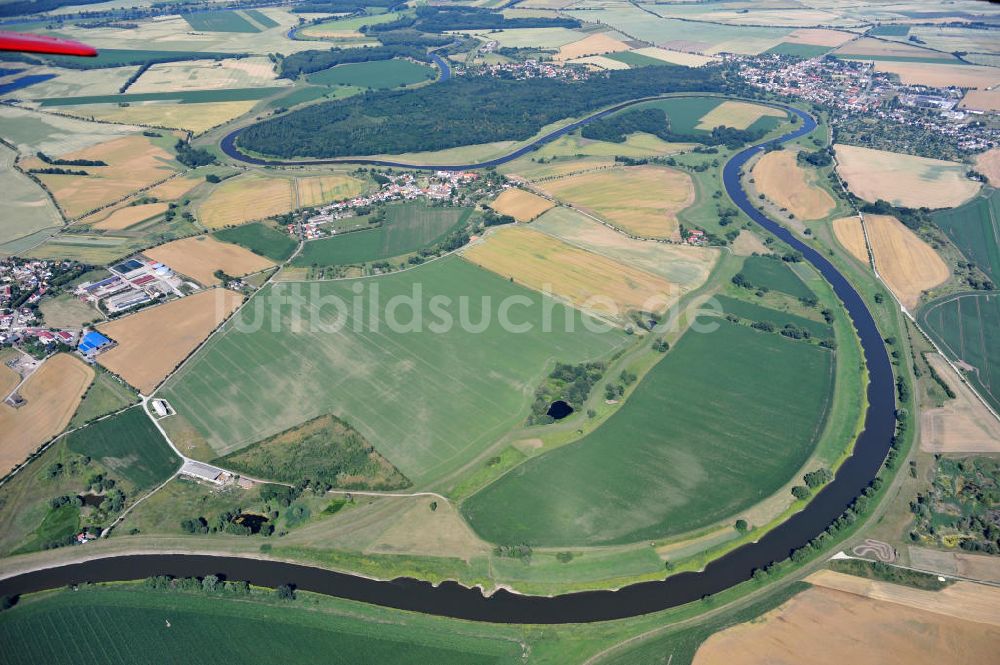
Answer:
[
  {"left": 752, "top": 150, "right": 835, "bottom": 220},
  {"left": 463, "top": 225, "right": 677, "bottom": 319},
  {"left": 32, "top": 134, "right": 179, "bottom": 218},
  {"left": 489, "top": 188, "right": 554, "bottom": 222},
  {"left": 631, "top": 47, "right": 715, "bottom": 67},
  {"left": 909, "top": 546, "right": 1000, "bottom": 585},
  {"left": 0, "top": 354, "right": 93, "bottom": 474},
  {"left": 73, "top": 100, "right": 259, "bottom": 134},
  {"left": 555, "top": 32, "right": 630, "bottom": 60},
  {"left": 873, "top": 61, "right": 1000, "bottom": 89},
  {"left": 537, "top": 166, "right": 693, "bottom": 239},
  {"left": 960, "top": 88, "right": 1000, "bottom": 113},
  {"left": 197, "top": 173, "right": 293, "bottom": 229},
  {"left": 694, "top": 581, "right": 1000, "bottom": 665},
  {"left": 731, "top": 229, "right": 769, "bottom": 256},
  {"left": 97, "top": 288, "right": 243, "bottom": 394},
  {"left": 865, "top": 214, "right": 948, "bottom": 310},
  {"left": 920, "top": 354, "right": 1000, "bottom": 453},
  {"left": 129, "top": 57, "right": 287, "bottom": 94},
  {"left": 835, "top": 144, "right": 980, "bottom": 209},
  {"left": 145, "top": 235, "right": 275, "bottom": 286},
  {"left": 974, "top": 147, "right": 1000, "bottom": 187},
  {"left": 295, "top": 174, "right": 365, "bottom": 208},
  {"left": 696, "top": 100, "right": 786, "bottom": 131},
  {"left": 834, "top": 37, "right": 953, "bottom": 60},
  {"left": 569, "top": 55, "right": 631, "bottom": 71},
  {"left": 832, "top": 216, "right": 869, "bottom": 264},
  {"left": 91, "top": 202, "right": 168, "bottom": 231},
  {"left": 147, "top": 174, "right": 202, "bottom": 201},
  {"left": 0, "top": 353, "right": 19, "bottom": 399},
  {"left": 782, "top": 28, "right": 855, "bottom": 47}
]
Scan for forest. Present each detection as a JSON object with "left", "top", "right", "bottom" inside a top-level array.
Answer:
[
  {"left": 364, "top": 5, "right": 580, "bottom": 33},
  {"left": 279, "top": 45, "right": 430, "bottom": 78},
  {"left": 237, "top": 66, "right": 725, "bottom": 159}
]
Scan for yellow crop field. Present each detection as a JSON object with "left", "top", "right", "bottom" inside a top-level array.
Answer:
[
  {"left": 960, "top": 89, "right": 1000, "bottom": 112},
  {"left": 555, "top": 33, "right": 630, "bottom": 60},
  {"left": 693, "top": 580, "right": 1000, "bottom": 665},
  {"left": 145, "top": 235, "right": 275, "bottom": 286},
  {"left": 33, "top": 134, "right": 179, "bottom": 219},
  {"left": 631, "top": 47, "right": 716, "bottom": 66},
  {"left": 569, "top": 55, "right": 631, "bottom": 71},
  {"left": 864, "top": 214, "right": 949, "bottom": 310},
  {"left": 872, "top": 61, "right": 1000, "bottom": 89},
  {"left": 91, "top": 202, "right": 168, "bottom": 230},
  {"left": 295, "top": 174, "right": 365, "bottom": 208},
  {"left": 462, "top": 225, "right": 678, "bottom": 319},
  {"left": 832, "top": 216, "right": 869, "bottom": 265},
  {"left": 489, "top": 188, "right": 554, "bottom": 222},
  {"left": 0, "top": 354, "right": 93, "bottom": 475},
  {"left": 197, "top": 173, "right": 294, "bottom": 229},
  {"left": 696, "top": 100, "right": 786, "bottom": 131},
  {"left": 834, "top": 144, "right": 980, "bottom": 208},
  {"left": 71, "top": 100, "right": 259, "bottom": 134},
  {"left": 974, "top": 147, "right": 1000, "bottom": 187},
  {"left": 97, "top": 288, "right": 243, "bottom": 394},
  {"left": 147, "top": 174, "right": 203, "bottom": 201},
  {"left": 129, "top": 57, "right": 287, "bottom": 94},
  {"left": 537, "top": 165, "right": 694, "bottom": 239},
  {"left": 751, "top": 150, "right": 835, "bottom": 220},
  {"left": 834, "top": 37, "right": 954, "bottom": 60},
  {"left": 782, "top": 28, "right": 854, "bottom": 47}
]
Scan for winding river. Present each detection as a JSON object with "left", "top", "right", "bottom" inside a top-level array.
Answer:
[{"left": 0, "top": 101, "right": 897, "bottom": 624}]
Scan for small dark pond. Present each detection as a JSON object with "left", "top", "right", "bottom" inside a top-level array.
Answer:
[
  {"left": 546, "top": 400, "right": 574, "bottom": 420},
  {"left": 78, "top": 493, "right": 104, "bottom": 508},
  {"left": 233, "top": 514, "right": 269, "bottom": 534}
]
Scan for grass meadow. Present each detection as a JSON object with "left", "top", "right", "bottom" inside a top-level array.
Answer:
[
  {"left": 157, "top": 257, "right": 628, "bottom": 485},
  {"left": 462, "top": 320, "right": 835, "bottom": 546},
  {"left": 214, "top": 222, "right": 298, "bottom": 262},
  {"left": 64, "top": 407, "right": 179, "bottom": 490},
  {"left": 292, "top": 203, "right": 473, "bottom": 267},
  {"left": 68, "top": 372, "right": 138, "bottom": 429},
  {"left": 714, "top": 296, "right": 832, "bottom": 339},
  {"left": 183, "top": 10, "right": 261, "bottom": 33},
  {"left": 306, "top": 59, "right": 437, "bottom": 89},
  {"left": 0, "top": 587, "right": 522, "bottom": 665},
  {"left": 739, "top": 255, "right": 814, "bottom": 300}
]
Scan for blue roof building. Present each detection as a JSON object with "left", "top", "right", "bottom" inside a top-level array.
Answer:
[{"left": 78, "top": 331, "right": 113, "bottom": 356}]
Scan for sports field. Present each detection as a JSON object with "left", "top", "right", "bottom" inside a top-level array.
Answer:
[
  {"left": 920, "top": 292, "right": 1000, "bottom": 412},
  {"left": 932, "top": 189, "right": 1000, "bottom": 283},
  {"left": 0, "top": 143, "right": 61, "bottom": 247},
  {"left": 91, "top": 203, "right": 168, "bottom": 231},
  {"left": 97, "top": 289, "right": 244, "bottom": 394},
  {"left": 31, "top": 134, "right": 180, "bottom": 219},
  {"left": 145, "top": 235, "right": 275, "bottom": 286},
  {"left": 0, "top": 587, "right": 523, "bottom": 665},
  {"left": 537, "top": 166, "right": 694, "bottom": 239},
  {"left": 306, "top": 60, "right": 436, "bottom": 89},
  {"left": 213, "top": 222, "right": 297, "bottom": 262},
  {"left": 64, "top": 406, "right": 178, "bottom": 490},
  {"left": 751, "top": 150, "right": 834, "bottom": 220},
  {"left": 463, "top": 225, "right": 680, "bottom": 319},
  {"left": 0, "top": 354, "right": 93, "bottom": 475},
  {"left": 462, "top": 319, "right": 835, "bottom": 546},
  {"left": 292, "top": 203, "right": 472, "bottom": 267},
  {"left": 156, "top": 257, "right": 628, "bottom": 484},
  {"left": 834, "top": 144, "right": 980, "bottom": 209},
  {"left": 489, "top": 188, "right": 553, "bottom": 222},
  {"left": 738, "top": 255, "right": 816, "bottom": 301}
]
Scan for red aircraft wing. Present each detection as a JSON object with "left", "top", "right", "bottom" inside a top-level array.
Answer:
[{"left": 0, "top": 31, "right": 97, "bottom": 57}]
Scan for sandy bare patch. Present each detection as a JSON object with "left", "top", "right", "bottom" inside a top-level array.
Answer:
[
  {"left": 537, "top": 165, "right": 694, "bottom": 239},
  {"left": 832, "top": 216, "right": 868, "bottom": 264},
  {"left": 908, "top": 546, "right": 1000, "bottom": 584},
  {"left": 632, "top": 47, "right": 716, "bottom": 67},
  {"left": 806, "top": 569, "right": 1000, "bottom": 626},
  {"left": 91, "top": 203, "right": 168, "bottom": 230},
  {"left": 0, "top": 354, "right": 93, "bottom": 475},
  {"left": 920, "top": 353, "right": 1000, "bottom": 453},
  {"left": 145, "top": 235, "right": 275, "bottom": 286},
  {"left": 97, "top": 289, "right": 243, "bottom": 394},
  {"left": 694, "top": 582, "right": 1000, "bottom": 665},
  {"left": 696, "top": 100, "right": 786, "bottom": 131},
  {"left": 864, "top": 214, "right": 949, "bottom": 310},
  {"left": 834, "top": 144, "right": 980, "bottom": 209},
  {"left": 973, "top": 147, "right": 1000, "bottom": 187},
  {"left": 731, "top": 229, "right": 769, "bottom": 256},
  {"left": 463, "top": 225, "right": 680, "bottom": 319},
  {"left": 555, "top": 32, "right": 630, "bottom": 61},
  {"left": 490, "top": 188, "right": 554, "bottom": 222},
  {"left": 960, "top": 88, "right": 1000, "bottom": 113},
  {"left": 752, "top": 150, "right": 835, "bottom": 220},
  {"left": 783, "top": 28, "right": 855, "bottom": 47}
]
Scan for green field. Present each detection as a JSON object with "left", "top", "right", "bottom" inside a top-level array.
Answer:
[
  {"left": 243, "top": 9, "right": 279, "bottom": 29},
  {"left": 157, "top": 257, "right": 628, "bottom": 485},
  {"left": 462, "top": 320, "right": 835, "bottom": 546},
  {"left": 183, "top": 10, "right": 261, "bottom": 33},
  {"left": 38, "top": 87, "right": 285, "bottom": 107},
  {"left": 64, "top": 407, "right": 179, "bottom": 490},
  {"left": 869, "top": 25, "right": 910, "bottom": 36},
  {"left": 604, "top": 51, "right": 674, "bottom": 68},
  {"left": 0, "top": 143, "right": 61, "bottom": 247},
  {"left": 739, "top": 255, "right": 814, "bottom": 300},
  {"left": 292, "top": 203, "right": 473, "bottom": 267},
  {"left": 932, "top": 189, "right": 1000, "bottom": 283},
  {"left": 0, "top": 587, "right": 522, "bottom": 665},
  {"left": 920, "top": 292, "right": 1000, "bottom": 412},
  {"left": 715, "top": 295, "right": 832, "bottom": 339},
  {"left": 214, "top": 222, "right": 297, "bottom": 262},
  {"left": 836, "top": 54, "right": 962, "bottom": 64},
  {"left": 765, "top": 43, "right": 833, "bottom": 58},
  {"left": 69, "top": 371, "right": 138, "bottom": 429},
  {"left": 626, "top": 97, "right": 724, "bottom": 134},
  {"left": 306, "top": 59, "right": 437, "bottom": 89},
  {"left": 42, "top": 49, "right": 238, "bottom": 69}
]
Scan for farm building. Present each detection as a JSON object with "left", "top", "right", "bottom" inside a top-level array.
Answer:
[
  {"left": 180, "top": 460, "right": 227, "bottom": 484},
  {"left": 78, "top": 331, "right": 113, "bottom": 358}
]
